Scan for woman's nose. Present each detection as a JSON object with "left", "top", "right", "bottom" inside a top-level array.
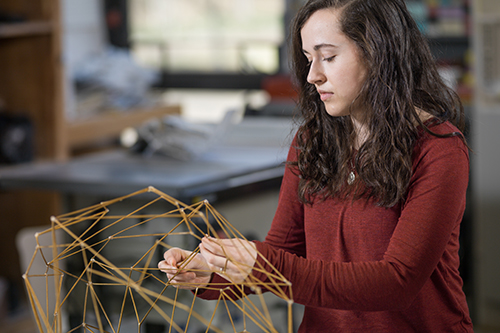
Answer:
[{"left": 307, "top": 61, "right": 326, "bottom": 85}]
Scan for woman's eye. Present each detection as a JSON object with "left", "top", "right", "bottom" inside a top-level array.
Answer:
[{"left": 324, "top": 55, "right": 336, "bottom": 62}]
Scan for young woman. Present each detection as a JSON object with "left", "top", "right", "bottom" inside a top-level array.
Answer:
[{"left": 159, "top": 0, "right": 473, "bottom": 331}]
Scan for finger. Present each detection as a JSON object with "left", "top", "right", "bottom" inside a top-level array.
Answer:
[
  {"left": 199, "top": 242, "right": 228, "bottom": 273},
  {"left": 209, "top": 237, "right": 252, "bottom": 254},
  {"left": 166, "top": 271, "right": 196, "bottom": 282},
  {"left": 166, "top": 273, "right": 204, "bottom": 290},
  {"left": 159, "top": 253, "right": 189, "bottom": 272},
  {"left": 158, "top": 260, "right": 168, "bottom": 272},
  {"left": 200, "top": 237, "right": 226, "bottom": 256},
  {"left": 201, "top": 236, "right": 247, "bottom": 259},
  {"left": 160, "top": 259, "right": 197, "bottom": 282},
  {"left": 224, "top": 237, "right": 256, "bottom": 251},
  {"left": 158, "top": 259, "right": 181, "bottom": 274},
  {"left": 163, "top": 248, "right": 184, "bottom": 266},
  {"left": 209, "top": 238, "right": 255, "bottom": 263}
]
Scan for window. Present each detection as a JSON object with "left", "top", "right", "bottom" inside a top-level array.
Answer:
[{"left": 129, "top": 0, "right": 286, "bottom": 79}]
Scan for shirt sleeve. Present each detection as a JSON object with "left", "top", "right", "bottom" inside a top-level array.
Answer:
[{"left": 253, "top": 133, "right": 470, "bottom": 311}]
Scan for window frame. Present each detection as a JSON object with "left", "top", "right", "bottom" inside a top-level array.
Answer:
[{"left": 105, "top": 0, "right": 295, "bottom": 90}]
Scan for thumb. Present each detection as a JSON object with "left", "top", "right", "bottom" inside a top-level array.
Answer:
[
  {"left": 164, "top": 248, "right": 185, "bottom": 267},
  {"left": 168, "top": 257, "right": 177, "bottom": 266}
]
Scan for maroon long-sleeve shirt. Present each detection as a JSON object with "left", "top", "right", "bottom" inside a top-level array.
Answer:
[{"left": 201, "top": 121, "right": 473, "bottom": 332}]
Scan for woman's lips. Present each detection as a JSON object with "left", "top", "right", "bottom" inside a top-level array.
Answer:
[{"left": 318, "top": 90, "right": 333, "bottom": 101}]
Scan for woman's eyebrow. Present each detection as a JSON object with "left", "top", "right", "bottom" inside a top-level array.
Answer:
[
  {"left": 303, "top": 43, "right": 339, "bottom": 54},
  {"left": 314, "top": 43, "right": 339, "bottom": 51}
]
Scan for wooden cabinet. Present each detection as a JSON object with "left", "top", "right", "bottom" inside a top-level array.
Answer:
[
  {"left": 0, "top": 0, "right": 64, "bottom": 293},
  {"left": 0, "top": 0, "right": 65, "bottom": 161}
]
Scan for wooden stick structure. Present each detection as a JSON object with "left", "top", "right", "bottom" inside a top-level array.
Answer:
[{"left": 23, "top": 186, "right": 293, "bottom": 333}]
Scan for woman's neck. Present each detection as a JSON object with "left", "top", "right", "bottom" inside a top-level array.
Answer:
[
  {"left": 351, "top": 107, "right": 433, "bottom": 149},
  {"left": 351, "top": 115, "right": 369, "bottom": 150}
]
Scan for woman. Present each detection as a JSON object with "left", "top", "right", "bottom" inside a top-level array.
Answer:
[{"left": 159, "top": 0, "right": 473, "bottom": 331}]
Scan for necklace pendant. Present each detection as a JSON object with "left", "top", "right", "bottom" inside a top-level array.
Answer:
[{"left": 347, "top": 171, "right": 356, "bottom": 185}]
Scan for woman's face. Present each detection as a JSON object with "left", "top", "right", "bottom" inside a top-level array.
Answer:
[{"left": 301, "top": 8, "right": 368, "bottom": 120}]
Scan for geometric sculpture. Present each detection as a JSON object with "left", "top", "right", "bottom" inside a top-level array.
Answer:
[{"left": 22, "top": 186, "right": 293, "bottom": 333}]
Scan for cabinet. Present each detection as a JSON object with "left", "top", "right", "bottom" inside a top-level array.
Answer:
[
  {"left": 0, "top": 0, "right": 65, "bottom": 160},
  {"left": 0, "top": 0, "right": 64, "bottom": 295}
]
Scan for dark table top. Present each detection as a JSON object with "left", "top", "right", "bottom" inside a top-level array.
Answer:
[{"left": 0, "top": 118, "right": 295, "bottom": 201}]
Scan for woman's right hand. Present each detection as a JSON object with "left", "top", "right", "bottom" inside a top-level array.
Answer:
[{"left": 158, "top": 248, "right": 213, "bottom": 290}]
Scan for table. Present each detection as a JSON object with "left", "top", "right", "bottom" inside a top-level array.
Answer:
[{"left": 0, "top": 117, "right": 294, "bottom": 202}]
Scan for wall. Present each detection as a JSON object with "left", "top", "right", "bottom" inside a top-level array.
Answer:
[
  {"left": 62, "top": 0, "right": 106, "bottom": 76},
  {"left": 472, "top": 108, "right": 500, "bottom": 328},
  {"left": 61, "top": 0, "right": 106, "bottom": 120},
  {"left": 472, "top": 0, "right": 500, "bottom": 329}
]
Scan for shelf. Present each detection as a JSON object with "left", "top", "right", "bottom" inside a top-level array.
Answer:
[
  {"left": 66, "top": 105, "right": 181, "bottom": 148},
  {"left": 0, "top": 21, "right": 53, "bottom": 38}
]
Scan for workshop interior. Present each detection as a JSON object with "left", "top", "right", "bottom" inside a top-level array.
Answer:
[{"left": 0, "top": 0, "right": 499, "bottom": 332}]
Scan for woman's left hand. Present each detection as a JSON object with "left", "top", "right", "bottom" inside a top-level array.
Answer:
[{"left": 200, "top": 236, "right": 257, "bottom": 284}]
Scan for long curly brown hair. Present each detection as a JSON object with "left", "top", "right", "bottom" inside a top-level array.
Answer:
[{"left": 290, "top": 0, "right": 466, "bottom": 207}]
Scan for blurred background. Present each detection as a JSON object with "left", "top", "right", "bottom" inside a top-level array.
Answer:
[{"left": 0, "top": 0, "right": 499, "bottom": 332}]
